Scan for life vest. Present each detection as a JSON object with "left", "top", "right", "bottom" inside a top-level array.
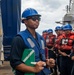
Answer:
[
  {"left": 42, "top": 33, "right": 48, "bottom": 40},
  {"left": 70, "top": 32, "right": 74, "bottom": 40},
  {"left": 46, "top": 35, "right": 56, "bottom": 47},
  {"left": 18, "top": 29, "right": 51, "bottom": 75},
  {"left": 54, "top": 34, "right": 65, "bottom": 49},
  {"left": 59, "top": 32, "right": 74, "bottom": 50},
  {"left": 18, "top": 29, "right": 46, "bottom": 62}
]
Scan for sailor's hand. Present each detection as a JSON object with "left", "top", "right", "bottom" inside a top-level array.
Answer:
[
  {"left": 58, "top": 50, "right": 67, "bottom": 56},
  {"left": 67, "top": 55, "right": 70, "bottom": 57},
  {"left": 46, "top": 58, "right": 55, "bottom": 68},
  {"left": 71, "top": 56, "right": 74, "bottom": 60},
  {"left": 34, "top": 61, "right": 46, "bottom": 73}
]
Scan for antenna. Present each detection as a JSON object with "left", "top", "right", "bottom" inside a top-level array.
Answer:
[
  {"left": 66, "top": 5, "right": 69, "bottom": 13},
  {"left": 69, "top": 0, "right": 72, "bottom": 11},
  {"left": 66, "top": 0, "right": 72, "bottom": 13}
]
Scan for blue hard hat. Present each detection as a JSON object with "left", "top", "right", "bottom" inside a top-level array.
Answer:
[
  {"left": 42, "top": 30, "right": 48, "bottom": 33},
  {"left": 60, "top": 25, "right": 65, "bottom": 30},
  {"left": 55, "top": 26, "right": 61, "bottom": 31},
  {"left": 22, "top": 8, "right": 41, "bottom": 19},
  {"left": 63, "top": 24, "right": 72, "bottom": 30},
  {"left": 48, "top": 29, "right": 53, "bottom": 33}
]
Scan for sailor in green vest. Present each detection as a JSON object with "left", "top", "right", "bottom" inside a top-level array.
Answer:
[{"left": 10, "top": 8, "right": 55, "bottom": 75}]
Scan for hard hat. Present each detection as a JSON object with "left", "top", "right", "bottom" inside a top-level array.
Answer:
[
  {"left": 22, "top": 8, "right": 41, "bottom": 19},
  {"left": 60, "top": 25, "right": 65, "bottom": 30},
  {"left": 55, "top": 26, "right": 61, "bottom": 31},
  {"left": 42, "top": 30, "right": 48, "bottom": 33},
  {"left": 48, "top": 29, "right": 53, "bottom": 33},
  {"left": 63, "top": 24, "right": 72, "bottom": 30}
]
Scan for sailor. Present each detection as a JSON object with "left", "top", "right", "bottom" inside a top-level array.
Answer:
[
  {"left": 46, "top": 29, "right": 57, "bottom": 75},
  {"left": 57, "top": 24, "right": 74, "bottom": 75},
  {"left": 42, "top": 30, "right": 48, "bottom": 40},
  {"left": 55, "top": 26, "right": 63, "bottom": 36},
  {"left": 10, "top": 8, "right": 55, "bottom": 75},
  {"left": 46, "top": 29, "right": 56, "bottom": 59},
  {"left": 67, "top": 27, "right": 74, "bottom": 75},
  {"left": 70, "top": 42, "right": 74, "bottom": 75},
  {"left": 54, "top": 25, "right": 64, "bottom": 73}
]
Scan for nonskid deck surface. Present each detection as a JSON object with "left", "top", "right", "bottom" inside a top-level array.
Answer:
[{"left": 0, "top": 61, "right": 14, "bottom": 75}]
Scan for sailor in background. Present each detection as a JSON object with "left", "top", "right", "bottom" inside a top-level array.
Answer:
[
  {"left": 70, "top": 46, "right": 74, "bottom": 75},
  {"left": 42, "top": 30, "right": 48, "bottom": 40},
  {"left": 57, "top": 24, "right": 74, "bottom": 75},
  {"left": 54, "top": 26, "right": 64, "bottom": 74},
  {"left": 70, "top": 34, "right": 74, "bottom": 75},
  {"left": 46, "top": 29, "right": 57, "bottom": 75}
]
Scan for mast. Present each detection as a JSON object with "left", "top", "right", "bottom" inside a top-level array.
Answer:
[{"left": 62, "top": 0, "right": 74, "bottom": 31}]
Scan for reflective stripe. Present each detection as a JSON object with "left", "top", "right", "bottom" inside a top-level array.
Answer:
[
  {"left": 62, "top": 39, "right": 68, "bottom": 44},
  {"left": 27, "top": 38, "right": 35, "bottom": 48},
  {"left": 23, "top": 50, "right": 34, "bottom": 62},
  {"left": 41, "top": 40, "right": 45, "bottom": 49}
]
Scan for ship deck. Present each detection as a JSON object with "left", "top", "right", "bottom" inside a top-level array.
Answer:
[{"left": 0, "top": 61, "right": 14, "bottom": 75}]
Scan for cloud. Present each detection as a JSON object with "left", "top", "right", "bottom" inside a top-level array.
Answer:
[{"left": 21, "top": 0, "right": 69, "bottom": 34}]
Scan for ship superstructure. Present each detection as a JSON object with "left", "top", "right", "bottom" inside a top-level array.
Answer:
[{"left": 62, "top": 0, "right": 74, "bottom": 31}]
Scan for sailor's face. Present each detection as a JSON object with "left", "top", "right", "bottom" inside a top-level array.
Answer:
[
  {"left": 64, "top": 30, "right": 71, "bottom": 34},
  {"left": 25, "top": 16, "right": 41, "bottom": 29}
]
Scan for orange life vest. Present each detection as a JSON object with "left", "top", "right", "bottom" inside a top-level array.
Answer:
[
  {"left": 54, "top": 34, "right": 65, "bottom": 49},
  {"left": 46, "top": 35, "right": 56, "bottom": 47},
  {"left": 42, "top": 33, "right": 48, "bottom": 40},
  {"left": 59, "top": 32, "right": 74, "bottom": 50}
]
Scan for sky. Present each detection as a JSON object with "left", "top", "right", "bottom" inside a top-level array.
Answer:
[{"left": 21, "top": 0, "right": 69, "bottom": 34}]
